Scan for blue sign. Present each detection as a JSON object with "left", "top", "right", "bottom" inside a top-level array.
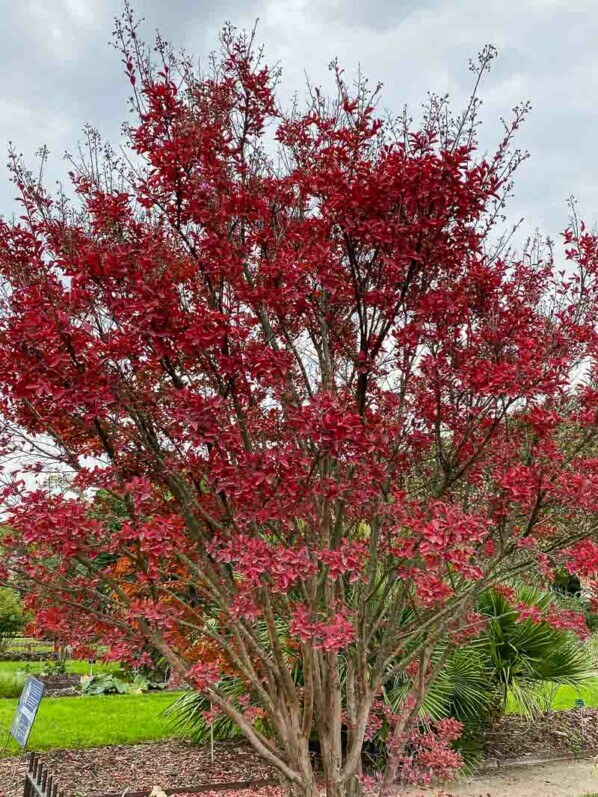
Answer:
[
  {"left": 575, "top": 698, "right": 585, "bottom": 709},
  {"left": 10, "top": 676, "right": 44, "bottom": 747}
]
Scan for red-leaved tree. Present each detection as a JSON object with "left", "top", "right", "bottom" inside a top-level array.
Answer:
[{"left": 0, "top": 10, "right": 598, "bottom": 796}]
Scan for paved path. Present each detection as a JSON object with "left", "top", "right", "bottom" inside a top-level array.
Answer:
[{"left": 402, "top": 758, "right": 598, "bottom": 796}]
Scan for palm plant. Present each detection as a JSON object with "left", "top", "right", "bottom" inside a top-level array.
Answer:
[
  {"left": 170, "top": 675, "right": 249, "bottom": 743},
  {"left": 474, "top": 585, "right": 591, "bottom": 718},
  {"left": 167, "top": 584, "right": 593, "bottom": 763},
  {"left": 166, "top": 616, "right": 295, "bottom": 743},
  {"left": 381, "top": 584, "right": 592, "bottom": 765}
]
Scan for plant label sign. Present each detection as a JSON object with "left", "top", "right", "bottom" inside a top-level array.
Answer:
[{"left": 10, "top": 676, "right": 44, "bottom": 747}]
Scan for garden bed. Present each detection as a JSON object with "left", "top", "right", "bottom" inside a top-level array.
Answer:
[
  {"left": 0, "top": 741, "right": 275, "bottom": 797},
  {"left": 0, "top": 650, "right": 58, "bottom": 662},
  {"left": 38, "top": 674, "right": 81, "bottom": 697},
  {"left": 3, "top": 711, "right": 598, "bottom": 797},
  {"left": 485, "top": 707, "right": 598, "bottom": 761}
]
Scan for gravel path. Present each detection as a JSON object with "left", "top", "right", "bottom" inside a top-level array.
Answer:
[{"left": 404, "top": 758, "right": 598, "bottom": 796}]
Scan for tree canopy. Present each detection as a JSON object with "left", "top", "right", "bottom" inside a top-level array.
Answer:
[{"left": 0, "top": 11, "right": 597, "bottom": 796}]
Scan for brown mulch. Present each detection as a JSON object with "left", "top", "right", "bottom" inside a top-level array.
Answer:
[
  {"left": 3, "top": 711, "right": 598, "bottom": 797},
  {"left": 0, "top": 740, "right": 277, "bottom": 797},
  {"left": 484, "top": 707, "right": 598, "bottom": 761}
]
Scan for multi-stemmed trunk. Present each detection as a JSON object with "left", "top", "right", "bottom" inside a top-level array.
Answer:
[
  {"left": 276, "top": 717, "right": 414, "bottom": 797},
  {"left": 260, "top": 651, "right": 434, "bottom": 797},
  {"left": 279, "top": 734, "right": 364, "bottom": 797},
  {"left": 262, "top": 688, "right": 414, "bottom": 797}
]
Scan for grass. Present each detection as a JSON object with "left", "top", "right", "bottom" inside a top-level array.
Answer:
[
  {"left": 0, "top": 692, "right": 182, "bottom": 755},
  {"left": 549, "top": 679, "right": 598, "bottom": 710},
  {"left": 506, "top": 676, "right": 598, "bottom": 714},
  {"left": 0, "top": 655, "right": 181, "bottom": 754},
  {"left": 0, "top": 672, "right": 27, "bottom": 699}
]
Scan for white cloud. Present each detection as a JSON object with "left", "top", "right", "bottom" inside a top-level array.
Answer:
[
  {"left": 14, "top": 0, "right": 108, "bottom": 62},
  {"left": 0, "top": 0, "right": 596, "bottom": 237}
]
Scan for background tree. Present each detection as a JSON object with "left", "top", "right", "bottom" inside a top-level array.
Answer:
[
  {"left": 0, "top": 588, "right": 26, "bottom": 649},
  {"left": 0, "top": 8, "right": 598, "bottom": 796}
]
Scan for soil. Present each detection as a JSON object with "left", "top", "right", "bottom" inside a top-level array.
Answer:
[
  {"left": 0, "top": 740, "right": 276, "bottom": 797},
  {"left": 4, "top": 751, "right": 598, "bottom": 797},
  {"left": 39, "top": 674, "right": 81, "bottom": 698},
  {"left": 484, "top": 709, "right": 598, "bottom": 761}
]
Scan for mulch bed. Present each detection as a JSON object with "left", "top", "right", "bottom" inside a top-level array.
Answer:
[
  {"left": 484, "top": 707, "right": 598, "bottom": 761},
  {"left": 0, "top": 740, "right": 277, "bottom": 797},
  {"left": 38, "top": 675, "right": 81, "bottom": 698},
  {"left": 2, "top": 710, "right": 597, "bottom": 797}
]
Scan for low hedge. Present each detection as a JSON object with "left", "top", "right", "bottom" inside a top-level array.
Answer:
[{"left": 0, "top": 650, "right": 58, "bottom": 662}]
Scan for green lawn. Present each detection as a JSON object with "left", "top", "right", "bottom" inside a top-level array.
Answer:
[
  {"left": 0, "top": 692, "right": 182, "bottom": 755},
  {"left": 506, "top": 676, "right": 598, "bottom": 713},
  {"left": 549, "top": 678, "right": 598, "bottom": 710}
]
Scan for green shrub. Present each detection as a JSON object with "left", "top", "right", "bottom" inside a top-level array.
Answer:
[
  {"left": 127, "top": 673, "right": 167, "bottom": 693},
  {"left": 39, "top": 660, "right": 68, "bottom": 678},
  {"left": 79, "top": 672, "right": 167, "bottom": 695},
  {"left": 80, "top": 673, "right": 129, "bottom": 695}
]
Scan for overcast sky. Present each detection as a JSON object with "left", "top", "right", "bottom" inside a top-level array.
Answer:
[{"left": 1, "top": 0, "right": 597, "bottom": 238}]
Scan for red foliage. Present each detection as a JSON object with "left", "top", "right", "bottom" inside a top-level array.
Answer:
[
  {"left": 394, "top": 718, "right": 464, "bottom": 786},
  {"left": 0, "top": 15, "right": 597, "bottom": 797}
]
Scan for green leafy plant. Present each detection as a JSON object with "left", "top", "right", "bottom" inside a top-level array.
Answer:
[
  {"left": 39, "top": 660, "right": 68, "bottom": 678},
  {"left": 570, "top": 732, "right": 583, "bottom": 754},
  {"left": 79, "top": 671, "right": 167, "bottom": 696},
  {"left": 126, "top": 674, "right": 167, "bottom": 694},
  {"left": 476, "top": 585, "right": 591, "bottom": 718},
  {"left": 168, "top": 676, "right": 249, "bottom": 743},
  {"left": 80, "top": 673, "right": 129, "bottom": 695}
]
